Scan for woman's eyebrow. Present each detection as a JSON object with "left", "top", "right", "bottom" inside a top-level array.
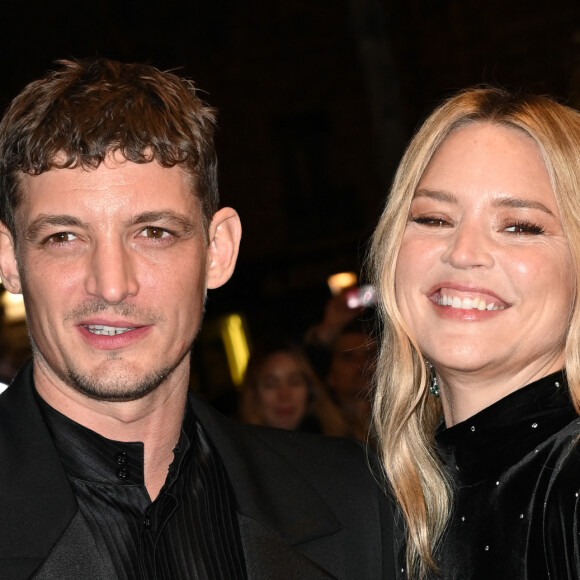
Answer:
[
  {"left": 492, "top": 196, "right": 554, "bottom": 215},
  {"left": 413, "top": 188, "right": 458, "bottom": 203},
  {"left": 414, "top": 189, "right": 555, "bottom": 216}
]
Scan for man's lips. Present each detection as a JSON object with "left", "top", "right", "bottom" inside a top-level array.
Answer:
[
  {"left": 428, "top": 284, "right": 509, "bottom": 311},
  {"left": 76, "top": 319, "right": 149, "bottom": 342},
  {"left": 83, "top": 323, "right": 136, "bottom": 336}
]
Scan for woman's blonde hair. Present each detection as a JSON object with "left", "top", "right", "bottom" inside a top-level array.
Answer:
[{"left": 369, "top": 86, "right": 580, "bottom": 579}]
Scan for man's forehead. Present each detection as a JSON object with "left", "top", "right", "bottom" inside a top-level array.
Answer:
[{"left": 16, "top": 160, "right": 201, "bottom": 224}]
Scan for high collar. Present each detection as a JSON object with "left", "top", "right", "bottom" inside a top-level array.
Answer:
[
  {"left": 435, "top": 370, "right": 576, "bottom": 485},
  {"left": 35, "top": 390, "right": 195, "bottom": 490}
]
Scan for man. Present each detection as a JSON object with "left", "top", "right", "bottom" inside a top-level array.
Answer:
[{"left": 0, "top": 59, "right": 394, "bottom": 579}]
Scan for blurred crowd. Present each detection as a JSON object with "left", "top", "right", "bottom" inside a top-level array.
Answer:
[{"left": 236, "top": 287, "right": 378, "bottom": 445}]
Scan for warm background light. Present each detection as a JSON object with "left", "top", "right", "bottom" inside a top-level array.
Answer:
[
  {"left": 1, "top": 291, "right": 26, "bottom": 323},
  {"left": 327, "top": 272, "right": 358, "bottom": 296},
  {"left": 220, "top": 313, "right": 251, "bottom": 387}
]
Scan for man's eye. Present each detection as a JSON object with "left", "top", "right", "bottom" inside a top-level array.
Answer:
[
  {"left": 46, "top": 232, "right": 77, "bottom": 244},
  {"left": 142, "top": 226, "right": 169, "bottom": 239}
]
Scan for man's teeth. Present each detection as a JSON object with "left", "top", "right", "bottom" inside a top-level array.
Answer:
[
  {"left": 86, "top": 324, "right": 135, "bottom": 336},
  {"left": 437, "top": 294, "right": 504, "bottom": 311}
]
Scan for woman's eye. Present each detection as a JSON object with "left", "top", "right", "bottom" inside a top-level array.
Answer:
[
  {"left": 258, "top": 379, "right": 276, "bottom": 390},
  {"left": 410, "top": 215, "right": 449, "bottom": 227},
  {"left": 504, "top": 221, "right": 545, "bottom": 235}
]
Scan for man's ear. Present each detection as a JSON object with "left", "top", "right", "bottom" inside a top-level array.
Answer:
[
  {"left": 206, "top": 207, "right": 242, "bottom": 290},
  {"left": 0, "top": 224, "right": 21, "bottom": 294}
]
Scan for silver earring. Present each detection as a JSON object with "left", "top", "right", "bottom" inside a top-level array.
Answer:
[{"left": 427, "top": 362, "right": 440, "bottom": 397}]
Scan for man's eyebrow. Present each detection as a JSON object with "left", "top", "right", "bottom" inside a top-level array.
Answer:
[
  {"left": 25, "top": 215, "right": 85, "bottom": 241},
  {"left": 127, "top": 210, "right": 197, "bottom": 230}
]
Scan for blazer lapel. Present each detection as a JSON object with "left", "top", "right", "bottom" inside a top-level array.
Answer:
[
  {"left": 0, "top": 362, "right": 77, "bottom": 577},
  {"left": 190, "top": 395, "right": 346, "bottom": 579},
  {"left": 238, "top": 513, "right": 334, "bottom": 580}
]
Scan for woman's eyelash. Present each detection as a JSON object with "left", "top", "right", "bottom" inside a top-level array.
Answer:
[
  {"left": 504, "top": 221, "right": 545, "bottom": 235},
  {"left": 409, "top": 215, "right": 449, "bottom": 226},
  {"left": 409, "top": 214, "right": 546, "bottom": 236}
]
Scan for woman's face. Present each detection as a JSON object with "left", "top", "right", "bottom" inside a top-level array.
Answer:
[
  {"left": 395, "top": 122, "right": 575, "bottom": 395},
  {"left": 255, "top": 352, "right": 309, "bottom": 430}
]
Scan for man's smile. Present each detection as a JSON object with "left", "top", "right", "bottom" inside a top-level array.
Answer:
[{"left": 84, "top": 324, "right": 136, "bottom": 336}]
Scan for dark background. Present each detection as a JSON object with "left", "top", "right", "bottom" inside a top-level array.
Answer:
[{"left": 0, "top": 0, "right": 579, "bottom": 389}]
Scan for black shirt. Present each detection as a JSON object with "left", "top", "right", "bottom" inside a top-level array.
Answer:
[{"left": 36, "top": 392, "right": 247, "bottom": 580}]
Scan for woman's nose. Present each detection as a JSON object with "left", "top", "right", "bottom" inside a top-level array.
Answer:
[
  {"left": 277, "top": 383, "right": 294, "bottom": 401},
  {"left": 440, "top": 224, "right": 495, "bottom": 269}
]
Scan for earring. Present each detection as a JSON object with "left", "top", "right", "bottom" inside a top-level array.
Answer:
[{"left": 427, "top": 362, "right": 440, "bottom": 397}]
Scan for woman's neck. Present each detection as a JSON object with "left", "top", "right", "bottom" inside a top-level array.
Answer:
[{"left": 439, "top": 355, "right": 566, "bottom": 426}]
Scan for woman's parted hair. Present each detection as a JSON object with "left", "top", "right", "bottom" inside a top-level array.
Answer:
[
  {"left": 369, "top": 86, "right": 580, "bottom": 579},
  {"left": 0, "top": 58, "right": 219, "bottom": 238}
]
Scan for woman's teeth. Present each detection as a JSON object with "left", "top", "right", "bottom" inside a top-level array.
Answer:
[
  {"left": 86, "top": 324, "right": 134, "bottom": 335},
  {"left": 437, "top": 294, "right": 504, "bottom": 311}
]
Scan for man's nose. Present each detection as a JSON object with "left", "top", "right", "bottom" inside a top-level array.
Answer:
[{"left": 84, "top": 240, "right": 139, "bottom": 304}]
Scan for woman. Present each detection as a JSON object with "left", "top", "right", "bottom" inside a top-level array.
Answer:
[
  {"left": 239, "top": 341, "right": 349, "bottom": 436},
  {"left": 370, "top": 87, "right": 580, "bottom": 579}
]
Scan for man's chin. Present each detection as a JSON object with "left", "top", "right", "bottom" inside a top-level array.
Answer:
[{"left": 65, "top": 364, "right": 176, "bottom": 403}]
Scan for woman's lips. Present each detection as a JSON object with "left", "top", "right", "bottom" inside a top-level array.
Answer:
[{"left": 429, "top": 285, "right": 509, "bottom": 311}]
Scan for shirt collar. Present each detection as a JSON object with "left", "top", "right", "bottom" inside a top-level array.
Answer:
[{"left": 36, "top": 390, "right": 194, "bottom": 488}]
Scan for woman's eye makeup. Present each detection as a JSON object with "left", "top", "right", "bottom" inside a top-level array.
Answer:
[
  {"left": 408, "top": 213, "right": 546, "bottom": 236},
  {"left": 409, "top": 215, "right": 450, "bottom": 227},
  {"left": 503, "top": 221, "right": 545, "bottom": 235}
]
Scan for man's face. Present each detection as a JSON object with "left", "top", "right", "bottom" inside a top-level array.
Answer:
[{"left": 3, "top": 156, "right": 236, "bottom": 402}]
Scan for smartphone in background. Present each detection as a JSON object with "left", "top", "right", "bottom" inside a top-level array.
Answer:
[{"left": 346, "top": 284, "right": 377, "bottom": 309}]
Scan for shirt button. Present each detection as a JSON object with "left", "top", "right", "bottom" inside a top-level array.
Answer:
[
  {"left": 115, "top": 452, "right": 129, "bottom": 465},
  {"left": 116, "top": 467, "right": 128, "bottom": 480},
  {"left": 143, "top": 516, "right": 151, "bottom": 528}
]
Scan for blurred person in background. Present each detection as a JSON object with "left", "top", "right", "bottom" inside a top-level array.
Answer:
[
  {"left": 305, "top": 290, "right": 377, "bottom": 442},
  {"left": 239, "top": 340, "right": 350, "bottom": 436}
]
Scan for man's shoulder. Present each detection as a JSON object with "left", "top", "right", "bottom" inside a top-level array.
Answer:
[
  {"left": 244, "top": 420, "right": 372, "bottom": 468},
  {"left": 190, "top": 393, "right": 382, "bottom": 491}
]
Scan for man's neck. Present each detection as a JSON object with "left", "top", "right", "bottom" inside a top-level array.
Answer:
[{"left": 33, "top": 363, "right": 190, "bottom": 501}]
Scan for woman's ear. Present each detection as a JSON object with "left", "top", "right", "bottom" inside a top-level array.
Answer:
[
  {"left": 0, "top": 224, "right": 22, "bottom": 294},
  {"left": 206, "top": 207, "right": 242, "bottom": 290}
]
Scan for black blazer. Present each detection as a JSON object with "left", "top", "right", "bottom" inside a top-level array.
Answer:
[{"left": 0, "top": 362, "right": 395, "bottom": 579}]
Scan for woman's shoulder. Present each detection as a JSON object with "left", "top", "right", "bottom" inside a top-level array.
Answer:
[
  {"left": 535, "top": 416, "right": 580, "bottom": 577},
  {"left": 543, "top": 415, "right": 580, "bottom": 492}
]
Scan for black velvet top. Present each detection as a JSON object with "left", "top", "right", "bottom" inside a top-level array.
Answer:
[{"left": 418, "top": 371, "right": 580, "bottom": 579}]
